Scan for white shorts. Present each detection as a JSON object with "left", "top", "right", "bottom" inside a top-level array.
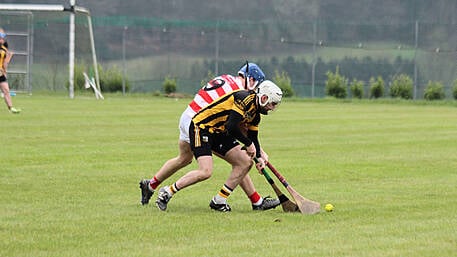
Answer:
[{"left": 179, "top": 111, "right": 193, "bottom": 143}]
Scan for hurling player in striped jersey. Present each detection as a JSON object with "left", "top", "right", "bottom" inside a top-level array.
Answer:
[
  {"left": 155, "top": 80, "right": 283, "bottom": 212},
  {"left": 140, "top": 63, "right": 280, "bottom": 211}
]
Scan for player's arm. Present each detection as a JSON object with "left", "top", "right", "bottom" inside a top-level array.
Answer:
[
  {"left": 226, "top": 111, "right": 252, "bottom": 147},
  {"left": 247, "top": 115, "right": 262, "bottom": 158},
  {"left": 247, "top": 118, "right": 267, "bottom": 171},
  {"left": 246, "top": 125, "right": 261, "bottom": 158},
  {"left": 225, "top": 91, "right": 255, "bottom": 156},
  {"left": 3, "top": 42, "right": 13, "bottom": 70},
  {"left": 4, "top": 51, "right": 13, "bottom": 68}
]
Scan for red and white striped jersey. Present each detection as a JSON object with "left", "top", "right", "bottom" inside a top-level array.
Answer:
[{"left": 183, "top": 74, "right": 244, "bottom": 118}]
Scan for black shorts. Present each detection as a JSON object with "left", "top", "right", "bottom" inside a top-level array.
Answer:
[
  {"left": 189, "top": 121, "right": 239, "bottom": 159},
  {"left": 0, "top": 75, "right": 6, "bottom": 83}
]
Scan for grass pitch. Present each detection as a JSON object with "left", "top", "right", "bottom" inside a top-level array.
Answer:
[{"left": 1, "top": 93, "right": 456, "bottom": 257}]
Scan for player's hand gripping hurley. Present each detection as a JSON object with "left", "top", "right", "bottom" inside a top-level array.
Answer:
[{"left": 253, "top": 157, "right": 298, "bottom": 212}]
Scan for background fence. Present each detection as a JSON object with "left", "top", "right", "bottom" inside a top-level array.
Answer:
[{"left": 1, "top": 11, "right": 456, "bottom": 98}]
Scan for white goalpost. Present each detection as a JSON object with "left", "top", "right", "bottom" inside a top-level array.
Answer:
[{"left": 0, "top": 1, "right": 101, "bottom": 99}]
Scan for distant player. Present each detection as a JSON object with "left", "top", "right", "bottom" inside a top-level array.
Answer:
[{"left": 0, "top": 27, "right": 20, "bottom": 114}]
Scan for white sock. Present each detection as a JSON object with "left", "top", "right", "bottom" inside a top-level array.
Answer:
[
  {"left": 163, "top": 186, "right": 173, "bottom": 195},
  {"left": 213, "top": 195, "right": 226, "bottom": 204}
]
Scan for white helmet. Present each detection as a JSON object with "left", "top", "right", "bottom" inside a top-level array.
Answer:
[{"left": 256, "top": 80, "right": 283, "bottom": 107}]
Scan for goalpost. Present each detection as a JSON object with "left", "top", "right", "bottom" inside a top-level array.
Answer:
[{"left": 0, "top": 1, "right": 100, "bottom": 99}]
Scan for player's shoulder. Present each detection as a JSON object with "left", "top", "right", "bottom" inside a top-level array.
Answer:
[
  {"left": 233, "top": 89, "right": 249, "bottom": 96},
  {"left": 233, "top": 89, "right": 256, "bottom": 101},
  {"left": 201, "top": 74, "right": 238, "bottom": 91},
  {"left": 220, "top": 74, "right": 243, "bottom": 87},
  {"left": 212, "top": 74, "right": 234, "bottom": 83},
  {"left": 218, "top": 74, "right": 235, "bottom": 80}
]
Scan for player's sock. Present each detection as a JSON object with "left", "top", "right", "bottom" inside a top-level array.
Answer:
[
  {"left": 214, "top": 184, "right": 233, "bottom": 204},
  {"left": 149, "top": 176, "right": 161, "bottom": 191},
  {"left": 249, "top": 192, "right": 263, "bottom": 206},
  {"left": 169, "top": 183, "right": 179, "bottom": 196}
]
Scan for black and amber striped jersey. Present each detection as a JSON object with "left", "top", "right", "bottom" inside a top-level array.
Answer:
[
  {"left": 0, "top": 44, "right": 8, "bottom": 71},
  {"left": 192, "top": 90, "right": 261, "bottom": 146}
]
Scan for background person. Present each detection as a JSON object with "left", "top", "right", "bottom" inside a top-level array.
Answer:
[{"left": 0, "top": 28, "right": 20, "bottom": 114}]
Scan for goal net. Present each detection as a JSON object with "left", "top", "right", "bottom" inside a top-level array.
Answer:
[{"left": 0, "top": 3, "right": 100, "bottom": 98}]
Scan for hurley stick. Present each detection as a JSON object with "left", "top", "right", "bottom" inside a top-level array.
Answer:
[{"left": 266, "top": 162, "right": 320, "bottom": 215}]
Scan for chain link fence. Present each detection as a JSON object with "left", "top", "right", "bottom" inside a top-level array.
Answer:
[{"left": 1, "top": 12, "right": 456, "bottom": 98}]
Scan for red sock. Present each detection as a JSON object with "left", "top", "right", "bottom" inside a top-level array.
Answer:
[
  {"left": 249, "top": 192, "right": 261, "bottom": 204},
  {"left": 149, "top": 176, "right": 161, "bottom": 190}
]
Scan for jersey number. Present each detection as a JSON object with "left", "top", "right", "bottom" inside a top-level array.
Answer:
[{"left": 204, "top": 78, "right": 225, "bottom": 91}]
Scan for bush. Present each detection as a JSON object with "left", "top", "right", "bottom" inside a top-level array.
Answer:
[
  {"left": 452, "top": 79, "right": 457, "bottom": 100},
  {"left": 274, "top": 70, "right": 294, "bottom": 97},
  {"left": 369, "top": 76, "right": 385, "bottom": 99},
  {"left": 66, "top": 62, "right": 88, "bottom": 91},
  {"left": 350, "top": 79, "right": 364, "bottom": 99},
  {"left": 424, "top": 81, "right": 445, "bottom": 100},
  {"left": 67, "top": 63, "right": 130, "bottom": 93},
  {"left": 325, "top": 66, "right": 347, "bottom": 99},
  {"left": 163, "top": 76, "right": 177, "bottom": 94},
  {"left": 100, "top": 65, "right": 130, "bottom": 93},
  {"left": 390, "top": 74, "right": 413, "bottom": 99}
]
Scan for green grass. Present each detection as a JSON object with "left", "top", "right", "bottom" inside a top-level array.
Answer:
[{"left": 1, "top": 93, "right": 456, "bottom": 257}]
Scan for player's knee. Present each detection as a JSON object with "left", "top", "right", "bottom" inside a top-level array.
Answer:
[
  {"left": 238, "top": 154, "right": 253, "bottom": 171},
  {"left": 177, "top": 154, "right": 193, "bottom": 166},
  {"left": 197, "top": 168, "right": 212, "bottom": 181},
  {"left": 176, "top": 151, "right": 193, "bottom": 165}
]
